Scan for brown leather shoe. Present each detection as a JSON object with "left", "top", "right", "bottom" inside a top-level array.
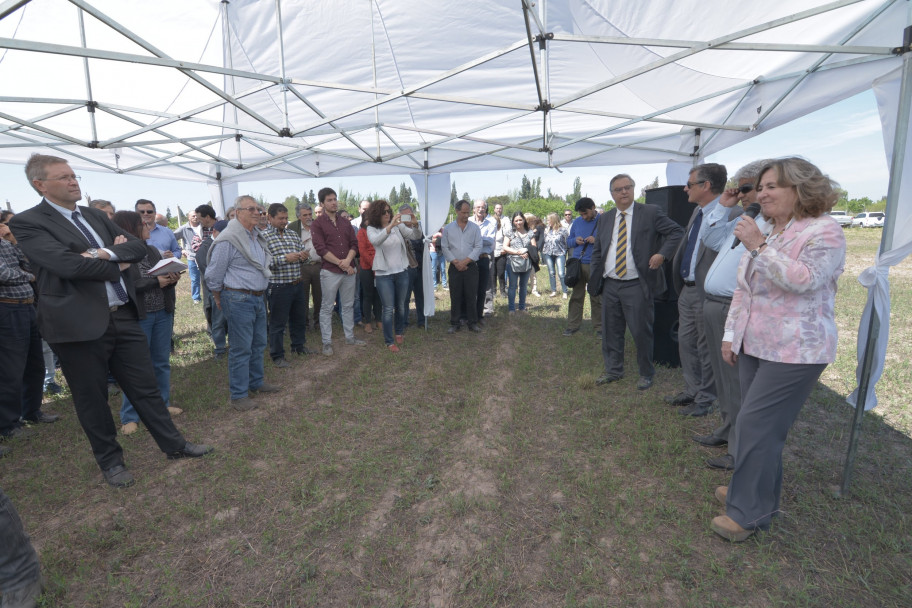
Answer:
[
  {"left": 715, "top": 486, "right": 727, "bottom": 506},
  {"left": 711, "top": 515, "right": 755, "bottom": 542},
  {"left": 121, "top": 422, "right": 139, "bottom": 435}
]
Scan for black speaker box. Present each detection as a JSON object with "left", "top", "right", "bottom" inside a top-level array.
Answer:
[
  {"left": 645, "top": 185, "right": 695, "bottom": 229},
  {"left": 653, "top": 299, "right": 681, "bottom": 368}
]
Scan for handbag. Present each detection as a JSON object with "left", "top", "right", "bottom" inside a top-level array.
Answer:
[
  {"left": 510, "top": 254, "right": 531, "bottom": 274},
  {"left": 565, "top": 222, "right": 597, "bottom": 287}
]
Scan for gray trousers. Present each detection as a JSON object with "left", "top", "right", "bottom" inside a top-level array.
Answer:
[
  {"left": 600, "top": 278, "right": 654, "bottom": 378},
  {"left": 319, "top": 269, "right": 356, "bottom": 344},
  {"left": 0, "top": 487, "right": 40, "bottom": 596},
  {"left": 567, "top": 263, "right": 601, "bottom": 332},
  {"left": 677, "top": 285, "right": 715, "bottom": 406},
  {"left": 726, "top": 354, "right": 826, "bottom": 531},
  {"left": 703, "top": 297, "right": 741, "bottom": 456}
]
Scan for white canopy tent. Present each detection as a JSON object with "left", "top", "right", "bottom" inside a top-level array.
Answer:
[{"left": 2, "top": 0, "right": 910, "bottom": 489}]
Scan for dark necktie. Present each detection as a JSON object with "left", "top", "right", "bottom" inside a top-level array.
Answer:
[
  {"left": 72, "top": 211, "right": 130, "bottom": 303},
  {"left": 679, "top": 208, "right": 703, "bottom": 281},
  {"left": 614, "top": 211, "right": 627, "bottom": 278}
]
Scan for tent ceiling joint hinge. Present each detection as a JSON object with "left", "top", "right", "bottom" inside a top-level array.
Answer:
[
  {"left": 539, "top": 145, "right": 551, "bottom": 152},
  {"left": 236, "top": 164, "right": 243, "bottom": 169},
  {"left": 537, "top": 101, "right": 552, "bottom": 113},
  {"left": 893, "top": 25, "right": 912, "bottom": 55},
  {"left": 278, "top": 128, "right": 292, "bottom": 137},
  {"left": 235, "top": 134, "right": 242, "bottom": 142},
  {"left": 86, "top": 101, "right": 97, "bottom": 113},
  {"left": 88, "top": 140, "right": 99, "bottom": 148}
]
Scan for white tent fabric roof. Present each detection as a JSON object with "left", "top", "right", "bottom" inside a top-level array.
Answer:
[{"left": 0, "top": 0, "right": 906, "bottom": 185}]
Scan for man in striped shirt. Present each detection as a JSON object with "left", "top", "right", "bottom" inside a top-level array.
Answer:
[{"left": 264, "top": 203, "right": 315, "bottom": 367}]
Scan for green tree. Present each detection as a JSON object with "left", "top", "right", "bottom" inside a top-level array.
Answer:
[
  {"left": 398, "top": 182, "right": 413, "bottom": 205},
  {"left": 389, "top": 187, "right": 400, "bottom": 207},
  {"left": 306, "top": 190, "right": 316, "bottom": 205},
  {"left": 450, "top": 182, "right": 458, "bottom": 206},
  {"left": 520, "top": 175, "right": 532, "bottom": 199},
  {"left": 565, "top": 177, "right": 582, "bottom": 205},
  {"left": 462, "top": 192, "right": 471, "bottom": 202},
  {"left": 283, "top": 195, "right": 301, "bottom": 214}
]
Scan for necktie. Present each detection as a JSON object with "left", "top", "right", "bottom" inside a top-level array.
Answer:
[
  {"left": 680, "top": 208, "right": 703, "bottom": 281},
  {"left": 72, "top": 211, "right": 130, "bottom": 303},
  {"left": 614, "top": 211, "right": 627, "bottom": 278}
]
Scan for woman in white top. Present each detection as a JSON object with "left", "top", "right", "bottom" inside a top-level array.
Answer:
[
  {"left": 366, "top": 200, "right": 420, "bottom": 352},
  {"left": 502, "top": 211, "right": 534, "bottom": 313}
]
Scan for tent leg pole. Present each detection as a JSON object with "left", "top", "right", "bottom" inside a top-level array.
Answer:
[{"left": 838, "top": 24, "right": 912, "bottom": 497}]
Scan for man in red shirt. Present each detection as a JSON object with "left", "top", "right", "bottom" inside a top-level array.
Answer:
[{"left": 310, "top": 188, "right": 366, "bottom": 356}]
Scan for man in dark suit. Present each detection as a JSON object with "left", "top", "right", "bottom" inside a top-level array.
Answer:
[
  {"left": 10, "top": 154, "right": 212, "bottom": 488},
  {"left": 668, "top": 163, "right": 740, "bottom": 417},
  {"left": 588, "top": 174, "right": 683, "bottom": 390}
]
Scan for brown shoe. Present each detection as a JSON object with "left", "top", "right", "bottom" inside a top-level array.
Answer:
[
  {"left": 711, "top": 515, "right": 755, "bottom": 542},
  {"left": 122, "top": 422, "right": 139, "bottom": 435},
  {"left": 363, "top": 323, "right": 373, "bottom": 334},
  {"left": 167, "top": 406, "right": 183, "bottom": 416},
  {"left": 715, "top": 486, "right": 727, "bottom": 506}
]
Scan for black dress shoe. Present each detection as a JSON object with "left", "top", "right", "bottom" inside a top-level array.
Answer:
[
  {"left": 167, "top": 442, "right": 214, "bottom": 460},
  {"left": 0, "top": 426, "right": 35, "bottom": 441},
  {"left": 692, "top": 434, "right": 728, "bottom": 447},
  {"left": 706, "top": 453, "right": 735, "bottom": 470},
  {"left": 679, "top": 403, "right": 711, "bottom": 417},
  {"left": 102, "top": 464, "right": 135, "bottom": 488},
  {"left": 596, "top": 374, "right": 623, "bottom": 386},
  {"left": 25, "top": 411, "right": 61, "bottom": 424},
  {"left": 664, "top": 391, "right": 695, "bottom": 406},
  {"left": 468, "top": 324, "right": 482, "bottom": 333},
  {"left": 447, "top": 325, "right": 460, "bottom": 334},
  {"left": 44, "top": 382, "right": 63, "bottom": 395},
  {"left": 636, "top": 376, "right": 654, "bottom": 390}
]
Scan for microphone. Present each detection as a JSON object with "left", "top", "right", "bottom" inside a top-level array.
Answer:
[{"left": 731, "top": 203, "right": 762, "bottom": 249}]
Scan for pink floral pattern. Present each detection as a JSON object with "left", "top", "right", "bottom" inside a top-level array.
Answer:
[{"left": 725, "top": 215, "right": 846, "bottom": 364}]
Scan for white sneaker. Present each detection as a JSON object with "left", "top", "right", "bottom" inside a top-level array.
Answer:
[{"left": 562, "top": 293, "right": 568, "bottom": 299}]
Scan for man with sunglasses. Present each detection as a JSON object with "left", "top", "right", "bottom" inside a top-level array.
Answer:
[
  {"left": 690, "top": 160, "right": 768, "bottom": 470},
  {"left": 668, "top": 163, "right": 732, "bottom": 418},
  {"left": 136, "top": 199, "right": 181, "bottom": 259}
]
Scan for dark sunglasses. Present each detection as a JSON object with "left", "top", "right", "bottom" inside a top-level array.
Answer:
[
  {"left": 137, "top": 209, "right": 156, "bottom": 214},
  {"left": 738, "top": 184, "right": 754, "bottom": 194}
]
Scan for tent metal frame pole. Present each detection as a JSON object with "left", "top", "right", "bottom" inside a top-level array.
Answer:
[
  {"left": 839, "top": 23, "right": 912, "bottom": 496},
  {"left": 76, "top": 8, "right": 98, "bottom": 145},
  {"left": 275, "top": 0, "right": 290, "bottom": 132},
  {"left": 0, "top": 0, "right": 30, "bottom": 21}
]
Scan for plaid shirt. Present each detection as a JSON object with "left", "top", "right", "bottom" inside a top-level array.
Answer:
[
  {"left": 0, "top": 239, "right": 35, "bottom": 300},
  {"left": 263, "top": 226, "right": 304, "bottom": 284}
]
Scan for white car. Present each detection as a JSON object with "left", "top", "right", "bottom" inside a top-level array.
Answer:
[
  {"left": 851, "top": 212, "right": 885, "bottom": 228},
  {"left": 829, "top": 211, "right": 853, "bottom": 227}
]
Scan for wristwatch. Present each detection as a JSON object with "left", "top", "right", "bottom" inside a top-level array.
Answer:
[
  {"left": 87, "top": 248, "right": 99, "bottom": 259},
  {"left": 749, "top": 242, "right": 767, "bottom": 259}
]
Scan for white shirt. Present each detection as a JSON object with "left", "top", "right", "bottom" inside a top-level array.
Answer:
[{"left": 603, "top": 205, "right": 639, "bottom": 281}]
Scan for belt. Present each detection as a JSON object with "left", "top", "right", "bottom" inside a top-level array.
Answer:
[
  {"left": 705, "top": 293, "right": 732, "bottom": 305},
  {"left": 606, "top": 277, "right": 637, "bottom": 283},
  {"left": 270, "top": 277, "right": 303, "bottom": 286},
  {"left": 224, "top": 286, "right": 266, "bottom": 296},
  {"left": 683, "top": 280, "right": 696, "bottom": 287},
  {"left": 0, "top": 297, "right": 34, "bottom": 305},
  {"left": 479, "top": 254, "right": 490, "bottom": 259}
]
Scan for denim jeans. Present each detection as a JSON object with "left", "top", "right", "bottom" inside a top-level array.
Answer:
[
  {"left": 42, "top": 340, "right": 55, "bottom": 386},
  {"left": 542, "top": 253, "right": 567, "bottom": 293},
  {"left": 430, "top": 251, "right": 448, "bottom": 288},
  {"left": 0, "top": 487, "right": 41, "bottom": 596},
  {"left": 221, "top": 290, "right": 267, "bottom": 400},
  {"left": 506, "top": 265, "right": 530, "bottom": 312},
  {"left": 208, "top": 293, "right": 228, "bottom": 355},
  {"left": 374, "top": 270, "right": 409, "bottom": 346},
  {"left": 267, "top": 281, "right": 308, "bottom": 361},
  {"left": 334, "top": 271, "right": 362, "bottom": 325},
  {"left": 188, "top": 258, "right": 201, "bottom": 302},
  {"left": 121, "top": 308, "right": 173, "bottom": 424}
]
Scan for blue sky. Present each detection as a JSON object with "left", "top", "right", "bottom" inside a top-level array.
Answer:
[{"left": 1, "top": 91, "right": 890, "bottom": 215}]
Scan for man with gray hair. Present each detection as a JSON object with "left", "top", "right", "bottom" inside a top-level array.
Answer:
[
  {"left": 441, "top": 200, "right": 482, "bottom": 333},
  {"left": 470, "top": 199, "right": 497, "bottom": 320},
  {"left": 690, "top": 160, "right": 769, "bottom": 469},
  {"left": 668, "top": 163, "right": 734, "bottom": 418},
  {"left": 89, "top": 199, "right": 115, "bottom": 220},
  {"left": 288, "top": 201, "right": 322, "bottom": 329},
  {"left": 399, "top": 203, "right": 426, "bottom": 327},
  {"left": 205, "top": 195, "right": 281, "bottom": 410}
]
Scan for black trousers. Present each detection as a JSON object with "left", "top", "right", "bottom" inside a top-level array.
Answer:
[
  {"left": 0, "top": 303, "right": 44, "bottom": 433},
  {"left": 53, "top": 305, "right": 185, "bottom": 471},
  {"left": 448, "top": 262, "right": 478, "bottom": 326},
  {"left": 475, "top": 256, "right": 491, "bottom": 320}
]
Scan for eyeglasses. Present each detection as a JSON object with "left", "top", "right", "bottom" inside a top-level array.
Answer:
[
  {"left": 611, "top": 185, "right": 634, "bottom": 193},
  {"left": 43, "top": 174, "right": 81, "bottom": 183},
  {"left": 686, "top": 180, "right": 707, "bottom": 189},
  {"left": 137, "top": 209, "right": 156, "bottom": 214},
  {"left": 738, "top": 184, "right": 754, "bottom": 194},
  {"left": 564, "top": 213, "right": 572, "bottom": 216},
  {"left": 237, "top": 206, "right": 258, "bottom": 214},
  {"left": 382, "top": 209, "right": 392, "bottom": 215}
]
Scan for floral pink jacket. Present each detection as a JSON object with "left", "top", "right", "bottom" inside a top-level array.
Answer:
[{"left": 724, "top": 215, "right": 846, "bottom": 364}]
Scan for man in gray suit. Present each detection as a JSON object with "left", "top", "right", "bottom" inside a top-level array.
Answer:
[
  {"left": 11, "top": 154, "right": 212, "bottom": 488},
  {"left": 668, "top": 163, "right": 738, "bottom": 417},
  {"left": 588, "top": 174, "right": 683, "bottom": 390}
]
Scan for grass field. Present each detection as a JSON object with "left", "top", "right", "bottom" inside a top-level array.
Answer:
[{"left": 2, "top": 227, "right": 910, "bottom": 607}]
